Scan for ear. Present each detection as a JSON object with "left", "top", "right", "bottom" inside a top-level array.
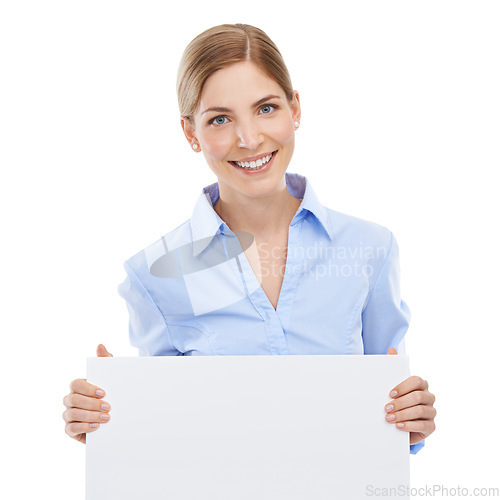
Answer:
[
  {"left": 290, "top": 90, "right": 301, "bottom": 124},
  {"left": 180, "top": 115, "right": 200, "bottom": 151}
]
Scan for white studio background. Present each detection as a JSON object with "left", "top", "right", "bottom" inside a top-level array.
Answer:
[{"left": 1, "top": 1, "right": 498, "bottom": 498}]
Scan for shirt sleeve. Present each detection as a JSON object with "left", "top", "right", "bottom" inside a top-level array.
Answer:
[
  {"left": 361, "top": 232, "right": 425, "bottom": 455},
  {"left": 117, "top": 260, "right": 180, "bottom": 357},
  {"left": 361, "top": 232, "right": 411, "bottom": 355},
  {"left": 410, "top": 440, "right": 425, "bottom": 454}
]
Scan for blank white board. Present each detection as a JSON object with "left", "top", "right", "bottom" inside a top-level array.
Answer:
[{"left": 86, "top": 355, "right": 410, "bottom": 499}]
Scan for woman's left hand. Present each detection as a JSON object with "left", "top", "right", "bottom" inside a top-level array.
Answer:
[{"left": 384, "top": 347, "right": 437, "bottom": 445}]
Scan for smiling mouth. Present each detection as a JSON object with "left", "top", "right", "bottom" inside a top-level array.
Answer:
[{"left": 229, "top": 150, "right": 278, "bottom": 170}]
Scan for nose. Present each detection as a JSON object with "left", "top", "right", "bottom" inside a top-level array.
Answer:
[{"left": 235, "top": 119, "right": 263, "bottom": 151}]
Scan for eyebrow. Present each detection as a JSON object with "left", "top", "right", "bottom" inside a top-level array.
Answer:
[{"left": 201, "top": 94, "right": 282, "bottom": 115}]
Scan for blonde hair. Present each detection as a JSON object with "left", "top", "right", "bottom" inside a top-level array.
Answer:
[{"left": 176, "top": 23, "right": 294, "bottom": 122}]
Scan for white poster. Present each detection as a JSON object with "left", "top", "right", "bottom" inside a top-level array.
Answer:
[{"left": 86, "top": 355, "right": 410, "bottom": 499}]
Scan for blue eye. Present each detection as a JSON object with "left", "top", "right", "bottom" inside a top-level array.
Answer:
[
  {"left": 208, "top": 115, "right": 228, "bottom": 126},
  {"left": 260, "top": 104, "right": 278, "bottom": 114}
]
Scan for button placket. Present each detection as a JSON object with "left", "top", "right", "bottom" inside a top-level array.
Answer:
[{"left": 274, "top": 220, "right": 303, "bottom": 337}]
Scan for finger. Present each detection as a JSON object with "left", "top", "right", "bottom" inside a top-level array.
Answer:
[
  {"left": 65, "top": 422, "right": 100, "bottom": 439},
  {"left": 385, "top": 404, "right": 437, "bottom": 423},
  {"left": 69, "top": 378, "right": 106, "bottom": 398},
  {"left": 62, "top": 407, "right": 111, "bottom": 424},
  {"left": 386, "top": 347, "right": 398, "bottom": 355},
  {"left": 395, "top": 419, "right": 436, "bottom": 435},
  {"left": 96, "top": 344, "right": 113, "bottom": 357},
  {"left": 385, "top": 390, "right": 435, "bottom": 413},
  {"left": 63, "top": 393, "right": 111, "bottom": 412},
  {"left": 389, "top": 375, "right": 429, "bottom": 398}
]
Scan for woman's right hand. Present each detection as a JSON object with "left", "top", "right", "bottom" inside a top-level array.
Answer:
[{"left": 62, "top": 344, "right": 113, "bottom": 444}]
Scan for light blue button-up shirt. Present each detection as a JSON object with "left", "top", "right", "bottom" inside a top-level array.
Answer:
[{"left": 118, "top": 172, "right": 424, "bottom": 454}]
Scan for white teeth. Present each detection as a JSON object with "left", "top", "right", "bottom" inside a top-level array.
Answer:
[{"left": 234, "top": 153, "right": 273, "bottom": 169}]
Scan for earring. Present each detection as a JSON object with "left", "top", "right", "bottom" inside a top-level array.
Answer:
[
  {"left": 192, "top": 144, "right": 198, "bottom": 150},
  {"left": 294, "top": 121, "right": 300, "bottom": 128}
]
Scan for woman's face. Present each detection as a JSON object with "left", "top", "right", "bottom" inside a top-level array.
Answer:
[{"left": 182, "top": 61, "right": 301, "bottom": 201}]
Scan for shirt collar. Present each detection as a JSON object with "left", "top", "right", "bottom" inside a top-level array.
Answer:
[{"left": 190, "top": 172, "right": 334, "bottom": 257}]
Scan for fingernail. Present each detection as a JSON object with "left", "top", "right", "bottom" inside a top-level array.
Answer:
[
  {"left": 396, "top": 423, "right": 404, "bottom": 428},
  {"left": 90, "top": 423, "right": 99, "bottom": 428},
  {"left": 100, "top": 413, "right": 110, "bottom": 421},
  {"left": 386, "top": 414, "right": 395, "bottom": 421},
  {"left": 390, "top": 390, "right": 398, "bottom": 398},
  {"left": 101, "top": 403, "right": 110, "bottom": 411},
  {"left": 96, "top": 390, "right": 105, "bottom": 397},
  {"left": 385, "top": 404, "right": 394, "bottom": 412}
]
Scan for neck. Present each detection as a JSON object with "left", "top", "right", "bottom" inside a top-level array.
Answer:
[{"left": 213, "top": 178, "right": 302, "bottom": 239}]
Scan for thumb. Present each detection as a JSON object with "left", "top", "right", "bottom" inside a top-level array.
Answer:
[
  {"left": 96, "top": 344, "right": 113, "bottom": 357},
  {"left": 386, "top": 347, "right": 398, "bottom": 355}
]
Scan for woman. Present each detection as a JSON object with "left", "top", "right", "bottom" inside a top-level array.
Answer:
[{"left": 62, "top": 23, "right": 436, "bottom": 453}]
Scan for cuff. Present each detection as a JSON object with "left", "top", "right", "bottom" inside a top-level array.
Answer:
[{"left": 410, "top": 439, "right": 425, "bottom": 454}]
